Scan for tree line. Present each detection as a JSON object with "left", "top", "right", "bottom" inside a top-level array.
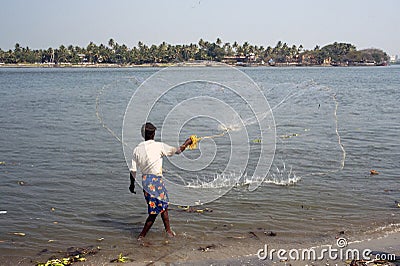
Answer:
[{"left": 0, "top": 38, "right": 389, "bottom": 66}]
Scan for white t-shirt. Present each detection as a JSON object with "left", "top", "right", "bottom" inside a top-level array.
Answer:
[{"left": 130, "top": 140, "right": 177, "bottom": 176}]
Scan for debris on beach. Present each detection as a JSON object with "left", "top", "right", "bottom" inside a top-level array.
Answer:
[
  {"left": 248, "top": 231, "right": 260, "bottom": 239},
  {"left": 35, "top": 246, "right": 98, "bottom": 266},
  {"left": 254, "top": 227, "right": 277, "bottom": 237},
  {"left": 264, "top": 231, "right": 277, "bottom": 237},
  {"left": 370, "top": 169, "right": 379, "bottom": 175},
  {"left": 335, "top": 230, "right": 346, "bottom": 239},
  {"left": 228, "top": 235, "right": 246, "bottom": 239},
  {"left": 37, "top": 249, "right": 49, "bottom": 256},
  {"left": 110, "top": 253, "right": 134, "bottom": 263},
  {"left": 36, "top": 255, "right": 86, "bottom": 266},
  {"left": 347, "top": 258, "right": 397, "bottom": 266},
  {"left": 395, "top": 200, "right": 400, "bottom": 208},
  {"left": 198, "top": 244, "right": 216, "bottom": 252}
]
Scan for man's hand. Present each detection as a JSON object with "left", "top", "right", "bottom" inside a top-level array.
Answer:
[
  {"left": 179, "top": 137, "right": 193, "bottom": 153},
  {"left": 129, "top": 183, "right": 136, "bottom": 194},
  {"left": 129, "top": 171, "right": 136, "bottom": 194}
]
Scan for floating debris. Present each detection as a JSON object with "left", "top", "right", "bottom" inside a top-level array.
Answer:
[
  {"left": 17, "top": 181, "right": 26, "bottom": 186},
  {"left": 177, "top": 206, "right": 213, "bottom": 213},
  {"left": 370, "top": 169, "right": 379, "bottom": 175},
  {"left": 12, "top": 232, "right": 26, "bottom": 236},
  {"left": 280, "top": 133, "right": 300, "bottom": 139},
  {"left": 51, "top": 207, "right": 56, "bottom": 212},
  {"left": 0, "top": 161, "right": 18, "bottom": 166},
  {"left": 252, "top": 139, "right": 262, "bottom": 143},
  {"left": 395, "top": 201, "right": 400, "bottom": 208},
  {"left": 0, "top": 210, "right": 7, "bottom": 214},
  {"left": 110, "top": 253, "right": 134, "bottom": 263},
  {"left": 97, "top": 237, "right": 104, "bottom": 242}
]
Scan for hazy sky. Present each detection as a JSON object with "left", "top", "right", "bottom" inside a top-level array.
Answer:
[{"left": 1, "top": 0, "right": 399, "bottom": 55}]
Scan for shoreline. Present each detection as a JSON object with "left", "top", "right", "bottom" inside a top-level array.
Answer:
[
  {"left": 0, "top": 62, "right": 396, "bottom": 68},
  {"left": 1, "top": 228, "right": 398, "bottom": 266}
]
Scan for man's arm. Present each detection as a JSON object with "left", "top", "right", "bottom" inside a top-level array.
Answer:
[
  {"left": 175, "top": 138, "right": 193, "bottom": 154},
  {"left": 129, "top": 170, "right": 136, "bottom": 194}
]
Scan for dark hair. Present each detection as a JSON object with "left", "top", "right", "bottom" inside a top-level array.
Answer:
[{"left": 141, "top": 122, "right": 157, "bottom": 140}]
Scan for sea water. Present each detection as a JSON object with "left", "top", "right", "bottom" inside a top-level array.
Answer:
[{"left": 0, "top": 66, "right": 399, "bottom": 262}]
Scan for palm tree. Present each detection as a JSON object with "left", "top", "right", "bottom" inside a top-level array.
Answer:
[
  {"left": 223, "top": 42, "right": 233, "bottom": 56},
  {"left": 14, "top": 43, "right": 22, "bottom": 63},
  {"left": 56, "top": 45, "right": 69, "bottom": 63},
  {"left": 197, "top": 39, "right": 208, "bottom": 60},
  {"left": 108, "top": 38, "right": 115, "bottom": 49},
  {"left": 274, "top": 41, "right": 282, "bottom": 51}
]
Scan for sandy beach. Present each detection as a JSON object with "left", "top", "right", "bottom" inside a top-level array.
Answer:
[{"left": 1, "top": 230, "right": 398, "bottom": 266}]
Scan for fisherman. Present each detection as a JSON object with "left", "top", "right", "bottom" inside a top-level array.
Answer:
[{"left": 129, "top": 122, "right": 192, "bottom": 240}]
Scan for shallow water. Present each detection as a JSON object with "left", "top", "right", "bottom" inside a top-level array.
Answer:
[{"left": 0, "top": 66, "right": 399, "bottom": 262}]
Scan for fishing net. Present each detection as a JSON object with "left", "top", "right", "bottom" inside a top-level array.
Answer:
[{"left": 96, "top": 62, "right": 345, "bottom": 206}]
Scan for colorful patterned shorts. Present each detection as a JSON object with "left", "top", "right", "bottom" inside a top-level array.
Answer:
[{"left": 142, "top": 174, "right": 169, "bottom": 215}]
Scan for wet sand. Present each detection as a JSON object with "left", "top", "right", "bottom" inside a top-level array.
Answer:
[{"left": 2, "top": 231, "right": 398, "bottom": 265}]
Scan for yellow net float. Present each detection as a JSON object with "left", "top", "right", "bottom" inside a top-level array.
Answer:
[{"left": 189, "top": 135, "right": 201, "bottom": 150}]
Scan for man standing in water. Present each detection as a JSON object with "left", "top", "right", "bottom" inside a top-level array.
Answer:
[{"left": 129, "top": 122, "right": 192, "bottom": 240}]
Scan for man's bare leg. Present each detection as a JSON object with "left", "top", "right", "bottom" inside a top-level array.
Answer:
[
  {"left": 138, "top": 214, "right": 157, "bottom": 240},
  {"left": 161, "top": 209, "right": 175, "bottom": 237}
]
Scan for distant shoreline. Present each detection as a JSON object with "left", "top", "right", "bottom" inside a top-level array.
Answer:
[{"left": 0, "top": 62, "right": 395, "bottom": 68}]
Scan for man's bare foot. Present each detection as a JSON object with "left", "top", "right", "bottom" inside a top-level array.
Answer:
[
  {"left": 137, "top": 235, "right": 144, "bottom": 241},
  {"left": 166, "top": 230, "right": 176, "bottom": 238}
]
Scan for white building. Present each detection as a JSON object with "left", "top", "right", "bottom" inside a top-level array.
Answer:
[{"left": 390, "top": 55, "right": 399, "bottom": 63}]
